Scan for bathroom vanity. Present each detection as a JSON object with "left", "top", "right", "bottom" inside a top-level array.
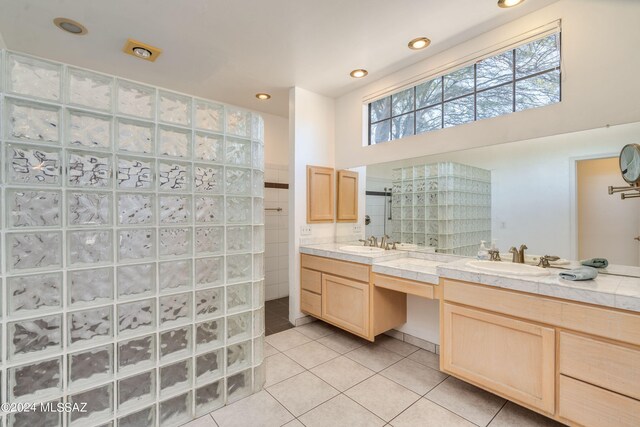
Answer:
[{"left": 299, "top": 244, "right": 640, "bottom": 427}]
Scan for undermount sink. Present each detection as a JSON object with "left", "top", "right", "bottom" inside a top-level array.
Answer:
[
  {"left": 466, "top": 260, "right": 550, "bottom": 277},
  {"left": 339, "top": 245, "right": 387, "bottom": 254}
]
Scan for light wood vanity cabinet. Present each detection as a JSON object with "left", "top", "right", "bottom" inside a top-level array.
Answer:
[
  {"left": 322, "top": 274, "right": 370, "bottom": 337},
  {"left": 336, "top": 170, "right": 359, "bottom": 222},
  {"left": 440, "top": 278, "right": 640, "bottom": 427},
  {"left": 300, "top": 254, "right": 406, "bottom": 340},
  {"left": 442, "top": 303, "right": 556, "bottom": 414},
  {"left": 307, "top": 166, "right": 335, "bottom": 223}
]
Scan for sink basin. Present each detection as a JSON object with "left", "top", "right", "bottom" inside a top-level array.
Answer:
[
  {"left": 339, "top": 245, "right": 387, "bottom": 255},
  {"left": 466, "top": 260, "right": 550, "bottom": 277}
]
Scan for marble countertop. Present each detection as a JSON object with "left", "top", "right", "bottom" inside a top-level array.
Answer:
[
  {"left": 437, "top": 258, "right": 640, "bottom": 312},
  {"left": 299, "top": 243, "right": 640, "bottom": 313},
  {"left": 299, "top": 242, "right": 405, "bottom": 265}
]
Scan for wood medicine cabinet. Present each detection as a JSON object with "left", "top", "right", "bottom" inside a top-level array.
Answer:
[
  {"left": 307, "top": 165, "right": 335, "bottom": 223},
  {"left": 337, "top": 170, "right": 359, "bottom": 222}
]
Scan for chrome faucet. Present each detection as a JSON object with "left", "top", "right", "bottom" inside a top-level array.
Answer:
[
  {"left": 488, "top": 249, "right": 501, "bottom": 262},
  {"left": 358, "top": 239, "right": 369, "bottom": 246},
  {"left": 380, "top": 234, "right": 389, "bottom": 250},
  {"left": 508, "top": 244, "right": 528, "bottom": 263},
  {"left": 368, "top": 236, "right": 378, "bottom": 247}
]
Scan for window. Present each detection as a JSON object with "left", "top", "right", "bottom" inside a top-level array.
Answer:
[{"left": 368, "top": 33, "right": 561, "bottom": 145}]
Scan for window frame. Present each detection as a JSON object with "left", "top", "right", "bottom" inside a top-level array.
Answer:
[{"left": 367, "top": 32, "right": 562, "bottom": 145}]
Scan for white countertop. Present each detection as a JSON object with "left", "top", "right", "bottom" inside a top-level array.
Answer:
[{"left": 299, "top": 244, "right": 640, "bottom": 313}]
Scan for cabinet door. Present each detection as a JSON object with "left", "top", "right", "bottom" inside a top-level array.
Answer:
[
  {"left": 337, "top": 170, "right": 358, "bottom": 222},
  {"left": 442, "top": 303, "right": 555, "bottom": 414},
  {"left": 321, "top": 274, "right": 369, "bottom": 338},
  {"left": 307, "top": 165, "right": 335, "bottom": 223}
]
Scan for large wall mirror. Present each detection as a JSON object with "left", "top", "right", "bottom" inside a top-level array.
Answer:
[{"left": 364, "top": 121, "right": 640, "bottom": 274}]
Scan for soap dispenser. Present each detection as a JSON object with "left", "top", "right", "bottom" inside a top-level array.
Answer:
[{"left": 477, "top": 240, "right": 489, "bottom": 260}]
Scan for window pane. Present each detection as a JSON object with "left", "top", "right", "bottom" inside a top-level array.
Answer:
[
  {"left": 370, "top": 97, "right": 391, "bottom": 122},
  {"left": 443, "top": 65, "right": 474, "bottom": 100},
  {"left": 392, "top": 88, "right": 414, "bottom": 116},
  {"left": 370, "top": 120, "right": 391, "bottom": 144},
  {"left": 477, "top": 84, "right": 513, "bottom": 120},
  {"left": 515, "top": 70, "right": 560, "bottom": 111},
  {"left": 516, "top": 33, "right": 560, "bottom": 78},
  {"left": 443, "top": 95, "right": 474, "bottom": 127},
  {"left": 416, "top": 106, "right": 442, "bottom": 134},
  {"left": 477, "top": 51, "right": 513, "bottom": 90},
  {"left": 392, "top": 113, "right": 415, "bottom": 140},
  {"left": 416, "top": 78, "right": 442, "bottom": 108}
]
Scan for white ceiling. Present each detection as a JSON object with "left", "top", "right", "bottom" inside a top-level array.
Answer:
[{"left": 0, "top": 0, "right": 558, "bottom": 117}]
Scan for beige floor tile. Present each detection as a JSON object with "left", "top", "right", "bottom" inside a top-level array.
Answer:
[
  {"left": 390, "top": 398, "right": 475, "bottom": 427},
  {"left": 181, "top": 415, "right": 217, "bottom": 427},
  {"left": 210, "top": 390, "right": 294, "bottom": 427},
  {"left": 345, "top": 344, "right": 403, "bottom": 372},
  {"left": 310, "top": 356, "right": 375, "bottom": 391},
  {"left": 426, "top": 377, "right": 506, "bottom": 426},
  {"left": 266, "top": 371, "right": 339, "bottom": 416},
  {"left": 374, "top": 335, "right": 420, "bottom": 357},
  {"left": 284, "top": 341, "right": 340, "bottom": 369},
  {"left": 299, "top": 394, "right": 386, "bottom": 427},
  {"left": 380, "top": 358, "right": 448, "bottom": 395},
  {"left": 265, "top": 329, "right": 311, "bottom": 352},
  {"left": 264, "top": 352, "right": 306, "bottom": 387},
  {"left": 295, "top": 321, "right": 336, "bottom": 340},
  {"left": 264, "top": 342, "right": 279, "bottom": 357},
  {"left": 407, "top": 349, "right": 440, "bottom": 371},
  {"left": 281, "top": 420, "right": 304, "bottom": 427},
  {"left": 345, "top": 375, "right": 420, "bottom": 422},
  {"left": 317, "top": 331, "right": 368, "bottom": 354},
  {"left": 489, "top": 401, "right": 564, "bottom": 427}
]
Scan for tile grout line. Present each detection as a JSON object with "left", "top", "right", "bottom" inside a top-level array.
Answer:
[{"left": 484, "top": 399, "right": 509, "bottom": 427}]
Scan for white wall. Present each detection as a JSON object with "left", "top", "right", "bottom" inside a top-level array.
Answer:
[
  {"left": 262, "top": 112, "right": 289, "bottom": 166},
  {"left": 334, "top": 0, "right": 640, "bottom": 170},
  {"left": 289, "top": 87, "right": 336, "bottom": 322},
  {"left": 0, "top": 31, "right": 6, "bottom": 49}
]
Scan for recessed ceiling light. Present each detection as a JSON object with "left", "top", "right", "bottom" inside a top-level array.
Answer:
[
  {"left": 255, "top": 93, "right": 271, "bottom": 100},
  {"left": 133, "top": 47, "right": 152, "bottom": 59},
  {"left": 123, "top": 39, "right": 162, "bottom": 62},
  {"left": 350, "top": 69, "right": 368, "bottom": 78},
  {"left": 408, "top": 37, "right": 431, "bottom": 50},
  {"left": 498, "top": 0, "right": 525, "bottom": 8},
  {"left": 53, "top": 18, "right": 88, "bottom": 35}
]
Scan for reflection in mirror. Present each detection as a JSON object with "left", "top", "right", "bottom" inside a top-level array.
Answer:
[
  {"left": 365, "top": 122, "right": 640, "bottom": 274},
  {"left": 620, "top": 143, "right": 640, "bottom": 184}
]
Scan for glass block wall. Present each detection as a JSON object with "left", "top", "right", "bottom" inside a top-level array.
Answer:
[
  {"left": 391, "top": 162, "right": 491, "bottom": 256},
  {"left": 0, "top": 50, "right": 265, "bottom": 427}
]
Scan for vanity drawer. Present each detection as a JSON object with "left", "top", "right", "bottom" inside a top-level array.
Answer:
[
  {"left": 301, "top": 254, "right": 369, "bottom": 282},
  {"left": 559, "top": 375, "right": 640, "bottom": 427},
  {"left": 301, "top": 289, "right": 322, "bottom": 317},
  {"left": 560, "top": 332, "right": 640, "bottom": 400},
  {"left": 373, "top": 273, "right": 434, "bottom": 299},
  {"left": 301, "top": 268, "right": 322, "bottom": 294}
]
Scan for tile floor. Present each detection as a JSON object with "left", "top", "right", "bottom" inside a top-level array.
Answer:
[
  {"left": 183, "top": 322, "right": 565, "bottom": 427},
  {"left": 266, "top": 297, "right": 294, "bottom": 336}
]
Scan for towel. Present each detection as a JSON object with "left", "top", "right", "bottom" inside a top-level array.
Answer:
[
  {"left": 559, "top": 266, "right": 598, "bottom": 281},
  {"left": 581, "top": 258, "right": 609, "bottom": 269}
]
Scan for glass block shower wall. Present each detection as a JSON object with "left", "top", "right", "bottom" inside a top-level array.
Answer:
[
  {"left": 0, "top": 50, "right": 265, "bottom": 427},
  {"left": 391, "top": 162, "right": 491, "bottom": 256}
]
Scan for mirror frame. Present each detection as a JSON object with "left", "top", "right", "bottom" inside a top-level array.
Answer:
[{"left": 619, "top": 143, "right": 640, "bottom": 184}]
